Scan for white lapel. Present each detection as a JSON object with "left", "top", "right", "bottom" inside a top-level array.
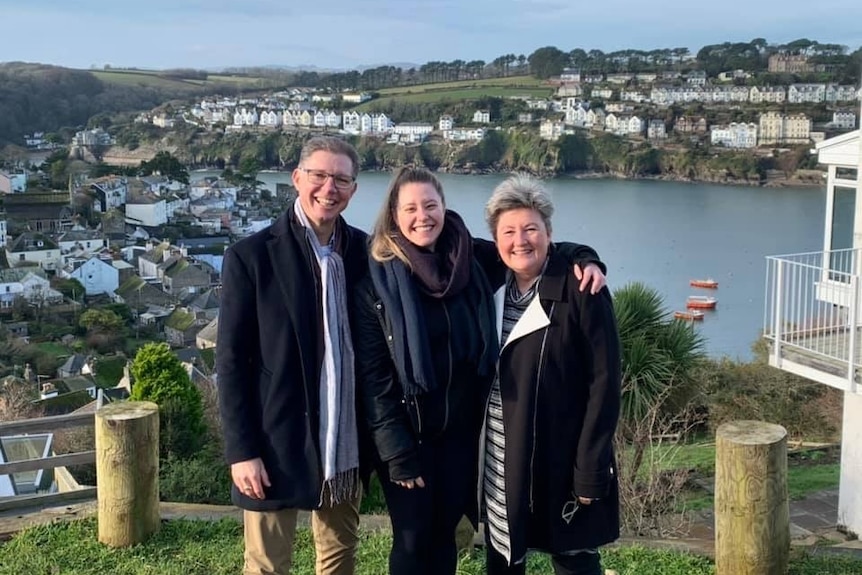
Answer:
[
  {"left": 494, "top": 286, "right": 506, "bottom": 344},
  {"left": 498, "top": 289, "right": 551, "bottom": 351}
]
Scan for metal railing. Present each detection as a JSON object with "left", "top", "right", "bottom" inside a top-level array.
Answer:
[
  {"left": 764, "top": 247, "right": 861, "bottom": 389},
  {"left": 0, "top": 411, "right": 97, "bottom": 512}
]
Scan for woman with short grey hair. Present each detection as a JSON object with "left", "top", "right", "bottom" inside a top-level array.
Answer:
[
  {"left": 480, "top": 174, "right": 621, "bottom": 575},
  {"left": 484, "top": 173, "right": 554, "bottom": 237}
]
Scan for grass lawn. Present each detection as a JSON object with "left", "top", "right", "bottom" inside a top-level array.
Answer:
[
  {"left": 2, "top": 518, "right": 861, "bottom": 575},
  {"left": 93, "top": 355, "right": 127, "bottom": 388},
  {"left": 34, "top": 341, "right": 70, "bottom": 357}
]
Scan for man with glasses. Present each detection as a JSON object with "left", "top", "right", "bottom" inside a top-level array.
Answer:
[{"left": 218, "top": 136, "right": 367, "bottom": 575}]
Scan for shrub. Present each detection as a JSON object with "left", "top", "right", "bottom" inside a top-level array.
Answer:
[
  {"left": 130, "top": 342, "right": 206, "bottom": 459},
  {"left": 160, "top": 448, "right": 232, "bottom": 505},
  {"left": 697, "top": 356, "right": 839, "bottom": 441}
]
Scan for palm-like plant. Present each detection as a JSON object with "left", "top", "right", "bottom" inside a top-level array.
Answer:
[
  {"left": 613, "top": 281, "right": 706, "bottom": 427},
  {"left": 612, "top": 282, "right": 707, "bottom": 535}
]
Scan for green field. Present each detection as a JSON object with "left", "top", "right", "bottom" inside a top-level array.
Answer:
[
  {"left": 89, "top": 69, "right": 273, "bottom": 92},
  {"left": 377, "top": 75, "right": 547, "bottom": 95},
  {"left": 355, "top": 86, "right": 553, "bottom": 110}
]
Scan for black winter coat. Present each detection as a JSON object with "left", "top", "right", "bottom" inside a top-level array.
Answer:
[
  {"left": 216, "top": 205, "right": 368, "bottom": 511},
  {"left": 490, "top": 249, "right": 621, "bottom": 558},
  {"left": 352, "top": 258, "right": 496, "bottom": 483}
]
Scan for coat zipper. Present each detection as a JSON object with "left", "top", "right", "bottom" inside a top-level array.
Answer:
[{"left": 529, "top": 302, "right": 554, "bottom": 512}]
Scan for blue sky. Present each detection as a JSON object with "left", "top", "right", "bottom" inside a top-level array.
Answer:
[{"left": 2, "top": 0, "right": 861, "bottom": 70}]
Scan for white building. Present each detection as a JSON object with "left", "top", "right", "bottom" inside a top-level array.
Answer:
[
  {"left": 126, "top": 195, "right": 168, "bottom": 227},
  {"left": 647, "top": 120, "right": 667, "bottom": 140},
  {"left": 0, "top": 171, "right": 27, "bottom": 194},
  {"left": 710, "top": 123, "right": 758, "bottom": 149},
  {"left": 763, "top": 103, "right": 862, "bottom": 536},
  {"left": 439, "top": 115, "right": 454, "bottom": 131},
  {"left": 832, "top": 111, "right": 857, "bottom": 130},
  {"left": 68, "top": 256, "right": 119, "bottom": 296},
  {"left": 5, "top": 232, "right": 61, "bottom": 271},
  {"left": 393, "top": 123, "right": 434, "bottom": 140},
  {"left": 472, "top": 110, "right": 491, "bottom": 124},
  {"left": 233, "top": 107, "right": 259, "bottom": 126},
  {"left": 259, "top": 110, "right": 283, "bottom": 127},
  {"left": 342, "top": 92, "right": 372, "bottom": 104},
  {"left": 540, "top": 119, "right": 565, "bottom": 141},
  {"left": 443, "top": 128, "right": 486, "bottom": 141},
  {"left": 787, "top": 84, "right": 826, "bottom": 104},
  {"left": 343, "top": 111, "right": 361, "bottom": 133}
]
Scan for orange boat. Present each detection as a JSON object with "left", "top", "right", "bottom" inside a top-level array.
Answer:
[
  {"left": 690, "top": 278, "right": 719, "bottom": 289},
  {"left": 686, "top": 295, "right": 717, "bottom": 309},
  {"left": 674, "top": 310, "right": 705, "bottom": 321}
]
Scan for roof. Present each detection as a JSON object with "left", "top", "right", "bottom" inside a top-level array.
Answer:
[
  {"left": 163, "top": 258, "right": 190, "bottom": 278},
  {"left": 58, "top": 375, "right": 96, "bottom": 393},
  {"left": 58, "top": 230, "right": 105, "bottom": 243},
  {"left": 115, "top": 275, "right": 175, "bottom": 309},
  {"left": 58, "top": 354, "right": 87, "bottom": 375},
  {"left": 6, "top": 232, "right": 60, "bottom": 253},
  {"left": 190, "top": 289, "right": 220, "bottom": 311},
  {"left": 196, "top": 316, "right": 218, "bottom": 345},
  {"left": 815, "top": 129, "right": 860, "bottom": 168},
  {"left": 175, "top": 347, "right": 202, "bottom": 365},
  {"left": 165, "top": 308, "right": 197, "bottom": 331},
  {"left": 0, "top": 267, "right": 46, "bottom": 283}
]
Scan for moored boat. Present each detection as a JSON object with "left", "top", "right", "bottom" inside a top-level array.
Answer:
[
  {"left": 690, "top": 278, "right": 719, "bottom": 289},
  {"left": 674, "top": 309, "right": 705, "bottom": 321},
  {"left": 686, "top": 295, "right": 717, "bottom": 309}
]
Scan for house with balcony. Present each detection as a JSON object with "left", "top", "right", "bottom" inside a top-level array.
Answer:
[{"left": 763, "top": 105, "right": 862, "bottom": 536}]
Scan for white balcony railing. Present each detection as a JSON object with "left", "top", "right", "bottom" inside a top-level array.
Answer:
[{"left": 764, "top": 247, "right": 862, "bottom": 392}]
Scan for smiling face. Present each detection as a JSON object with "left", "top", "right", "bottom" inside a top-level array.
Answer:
[
  {"left": 395, "top": 182, "right": 445, "bottom": 250},
  {"left": 494, "top": 207, "right": 552, "bottom": 282},
  {"left": 291, "top": 150, "right": 357, "bottom": 241}
]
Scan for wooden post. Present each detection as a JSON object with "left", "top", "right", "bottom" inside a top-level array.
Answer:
[
  {"left": 95, "top": 401, "right": 160, "bottom": 547},
  {"left": 715, "top": 420, "right": 789, "bottom": 575}
]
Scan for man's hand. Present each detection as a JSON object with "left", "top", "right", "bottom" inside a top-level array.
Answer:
[
  {"left": 393, "top": 476, "right": 426, "bottom": 489},
  {"left": 574, "top": 263, "right": 607, "bottom": 295},
  {"left": 231, "top": 457, "right": 271, "bottom": 500}
]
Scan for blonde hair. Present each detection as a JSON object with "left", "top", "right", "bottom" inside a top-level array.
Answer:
[{"left": 370, "top": 166, "right": 445, "bottom": 266}]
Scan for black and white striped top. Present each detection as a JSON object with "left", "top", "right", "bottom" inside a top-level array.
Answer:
[{"left": 483, "top": 277, "right": 540, "bottom": 565}]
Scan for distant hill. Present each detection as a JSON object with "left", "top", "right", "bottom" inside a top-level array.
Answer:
[{"left": 0, "top": 63, "right": 281, "bottom": 147}]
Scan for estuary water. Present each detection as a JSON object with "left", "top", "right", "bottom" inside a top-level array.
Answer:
[{"left": 195, "top": 170, "right": 827, "bottom": 361}]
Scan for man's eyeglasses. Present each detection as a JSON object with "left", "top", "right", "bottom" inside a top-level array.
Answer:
[{"left": 300, "top": 168, "right": 356, "bottom": 191}]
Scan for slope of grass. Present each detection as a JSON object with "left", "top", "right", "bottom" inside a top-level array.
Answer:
[
  {"left": 90, "top": 69, "right": 274, "bottom": 92},
  {"left": 355, "top": 86, "right": 553, "bottom": 111},
  {"left": 377, "top": 75, "right": 547, "bottom": 95}
]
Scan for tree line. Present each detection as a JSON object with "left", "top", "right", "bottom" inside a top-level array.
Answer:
[{"left": 291, "top": 38, "right": 861, "bottom": 89}]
